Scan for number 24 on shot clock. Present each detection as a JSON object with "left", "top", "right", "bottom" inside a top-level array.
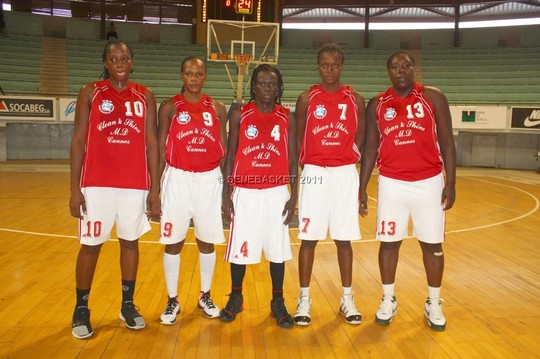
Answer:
[{"left": 235, "top": 0, "right": 253, "bottom": 15}]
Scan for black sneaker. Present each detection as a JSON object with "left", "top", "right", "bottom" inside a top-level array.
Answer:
[
  {"left": 119, "top": 301, "right": 145, "bottom": 330},
  {"left": 219, "top": 293, "right": 243, "bottom": 322},
  {"left": 72, "top": 306, "right": 93, "bottom": 339},
  {"left": 270, "top": 297, "right": 294, "bottom": 329}
]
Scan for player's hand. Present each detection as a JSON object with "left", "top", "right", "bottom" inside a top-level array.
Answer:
[
  {"left": 69, "top": 190, "right": 86, "bottom": 219},
  {"left": 441, "top": 184, "right": 456, "bottom": 210},
  {"left": 222, "top": 188, "right": 234, "bottom": 220},
  {"left": 359, "top": 191, "right": 369, "bottom": 217},
  {"left": 282, "top": 197, "right": 296, "bottom": 225},
  {"left": 146, "top": 190, "right": 161, "bottom": 220}
]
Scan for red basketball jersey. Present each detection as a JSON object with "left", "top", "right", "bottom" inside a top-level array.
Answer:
[
  {"left": 299, "top": 84, "right": 360, "bottom": 166},
  {"left": 81, "top": 80, "right": 150, "bottom": 190},
  {"left": 165, "top": 93, "right": 224, "bottom": 172},
  {"left": 231, "top": 102, "right": 290, "bottom": 189},
  {"left": 375, "top": 82, "right": 443, "bottom": 181}
]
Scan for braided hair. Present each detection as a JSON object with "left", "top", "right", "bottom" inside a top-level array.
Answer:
[
  {"left": 248, "top": 64, "right": 284, "bottom": 104},
  {"left": 100, "top": 39, "right": 134, "bottom": 79}
]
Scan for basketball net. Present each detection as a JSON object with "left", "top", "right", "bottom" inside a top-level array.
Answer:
[{"left": 233, "top": 54, "right": 254, "bottom": 75}]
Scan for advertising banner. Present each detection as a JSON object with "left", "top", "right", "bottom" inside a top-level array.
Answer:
[
  {"left": 0, "top": 96, "right": 56, "bottom": 121},
  {"left": 59, "top": 98, "right": 78, "bottom": 122},
  {"left": 450, "top": 105, "right": 506, "bottom": 130},
  {"left": 510, "top": 107, "right": 540, "bottom": 130}
]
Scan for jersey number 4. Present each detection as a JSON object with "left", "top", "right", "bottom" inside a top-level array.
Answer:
[
  {"left": 240, "top": 241, "right": 249, "bottom": 257},
  {"left": 271, "top": 124, "right": 280, "bottom": 141}
]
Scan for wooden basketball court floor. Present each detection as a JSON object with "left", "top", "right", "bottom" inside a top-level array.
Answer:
[{"left": 0, "top": 161, "right": 538, "bottom": 359}]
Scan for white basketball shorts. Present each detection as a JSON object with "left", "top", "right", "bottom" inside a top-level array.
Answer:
[
  {"left": 224, "top": 185, "right": 293, "bottom": 265},
  {"left": 79, "top": 187, "right": 151, "bottom": 246},
  {"left": 297, "top": 164, "right": 361, "bottom": 241},
  {"left": 159, "top": 165, "right": 225, "bottom": 245},
  {"left": 376, "top": 173, "right": 445, "bottom": 244}
]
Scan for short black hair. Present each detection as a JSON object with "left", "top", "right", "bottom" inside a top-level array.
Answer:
[
  {"left": 386, "top": 50, "right": 416, "bottom": 69},
  {"left": 317, "top": 43, "right": 345, "bottom": 64},
  {"left": 180, "top": 55, "right": 207, "bottom": 73}
]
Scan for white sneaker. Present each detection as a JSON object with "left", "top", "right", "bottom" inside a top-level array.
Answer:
[
  {"left": 339, "top": 293, "right": 362, "bottom": 325},
  {"left": 424, "top": 297, "right": 446, "bottom": 331},
  {"left": 293, "top": 295, "right": 312, "bottom": 326},
  {"left": 198, "top": 291, "right": 220, "bottom": 318},
  {"left": 375, "top": 295, "right": 397, "bottom": 326},
  {"left": 160, "top": 297, "right": 180, "bottom": 325}
]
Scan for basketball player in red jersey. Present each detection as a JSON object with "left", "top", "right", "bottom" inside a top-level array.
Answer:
[
  {"left": 69, "top": 40, "right": 160, "bottom": 338},
  {"left": 294, "top": 43, "right": 365, "bottom": 326},
  {"left": 219, "top": 64, "right": 297, "bottom": 328},
  {"left": 157, "top": 56, "right": 227, "bottom": 324},
  {"left": 359, "top": 50, "right": 456, "bottom": 331}
]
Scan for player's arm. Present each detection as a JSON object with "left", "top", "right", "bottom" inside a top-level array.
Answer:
[
  {"left": 214, "top": 99, "right": 228, "bottom": 171},
  {"left": 283, "top": 111, "right": 298, "bottom": 225},
  {"left": 222, "top": 108, "right": 241, "bottom": 218},
  {"left": 359, "top": 96, "right": 380, "bottom": 217},
  {"left": 157, "top": 98, "right": 175, "bottom": 177},
  {"left": 353, "top": 91, "right": 367, "bottom": 153},
  {"left": 424, "top": 86, "right": 456, "bottom": 210},
  {"left": 69, "top": 83, "right": 93, "bottom": 219},
  {"left": 295, "top": 91, "right": 309, "bottom": 163},
  {"left": 145, "top": 88, "right": 161, "bottom": 218}
]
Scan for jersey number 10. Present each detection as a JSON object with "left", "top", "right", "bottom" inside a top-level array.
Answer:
[{"left": 124, "top": 101, "right": 144, "bottom": 117}]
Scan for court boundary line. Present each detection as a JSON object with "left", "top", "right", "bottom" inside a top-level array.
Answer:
[{"left": 0, "top": 176, "right": 537, "bottom": 245}]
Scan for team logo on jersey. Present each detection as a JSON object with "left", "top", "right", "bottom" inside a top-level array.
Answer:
[
  {"left": 99, "top": 100, "right": 114, "bottom": 114},
  {"left": 176, "top": 111, "right": 191, "bottom": 124},
  {"left": 384, "top": 107, "right": 397, "bottom": 121},
  {"left": 313, "top": 105, "right": 327, "bottom": 119},
  {"left": 245, "top": 125, "right": 258, "bottom": 139}
]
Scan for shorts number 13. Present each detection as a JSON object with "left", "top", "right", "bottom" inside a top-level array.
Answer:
[{"left": 378, "top": 220, "right": 396, "bottom": 236}]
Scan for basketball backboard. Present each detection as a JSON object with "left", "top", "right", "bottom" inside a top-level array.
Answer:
[{"left": 206, "top": 19, "right": 280, "bottom": 102}]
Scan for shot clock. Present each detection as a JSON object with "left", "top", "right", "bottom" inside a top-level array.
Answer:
[{"left": 235, "top": 0, "right": 254, "bottom": 15}]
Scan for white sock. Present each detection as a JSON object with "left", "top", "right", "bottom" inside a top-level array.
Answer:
[
  {"left": 428, "top": 286, "right": 441, "bottom": 301},
  {"left": 300, "top": 287, "right": 310, "bottom": 297},
  {"left": 199, "top": 251, "right": 216, "bottom": 294},
  {"left": 163, "top": 252, "right": 180, "bottom": 298},
  {"left": 382, "top": 283, "right": 395, "bottom": 297},
  {"left": 342, "top": 286, "right": 352, "bottom": 296}
]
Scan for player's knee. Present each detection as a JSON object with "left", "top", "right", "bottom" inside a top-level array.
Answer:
[
  {"left": 196, "top": 240, "right": 213, "bottom": 254},
  {"left": 81, "top": 243, "right": 102, "bottom": 255},
  {"left": 300, "top": 240, "right": 318, "bottom": 250},
  {"left": 165, "top": 241, "right": 183, "bottom": 255},
  {"left": 119, "top": 238, "right": 138, "bottom": 250},
  {"left": 381, "top": 241, "right": 401, "bottom": 250},
  {"left": 427, "top": 243, "right": 443, "bottom": 256},
  {"left": 334, "top": 240, "right": 351, "bottom": 250}
]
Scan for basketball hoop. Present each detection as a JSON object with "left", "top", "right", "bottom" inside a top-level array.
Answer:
[{"left": 233, "top": 54, "right": 254, "bottom": 75}]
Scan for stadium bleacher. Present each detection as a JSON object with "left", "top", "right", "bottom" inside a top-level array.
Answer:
[{"left": 1, "top": 32, "right": 539, "bottom": 105}]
